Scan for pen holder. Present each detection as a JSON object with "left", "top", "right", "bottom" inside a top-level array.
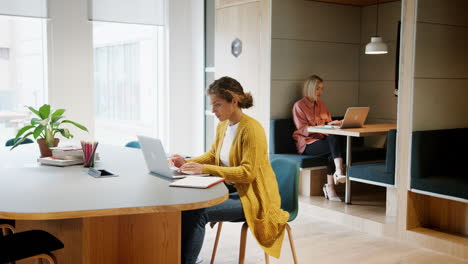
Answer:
[{"left": 82, "top": 141, "right": 98, "bottom": 168}]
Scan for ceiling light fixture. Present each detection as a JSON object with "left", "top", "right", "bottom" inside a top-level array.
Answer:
[{"left": 365, "top": 0, "right": 388, "bottom": 55}]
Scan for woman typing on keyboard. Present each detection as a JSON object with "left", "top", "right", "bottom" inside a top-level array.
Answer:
[
  {"left": 292, "top": 74, "right": 346, "bottom": 202},
  {"left": 169, "top": 76, "right": 289, "bottom": 264}
]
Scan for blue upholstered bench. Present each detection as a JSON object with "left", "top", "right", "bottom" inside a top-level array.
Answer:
[
  {"left": 269, "top": 119, "right": 328, "bottom": 169},
  {"left": 269, "top": 119, "right": 387, "bottom": 195},
  {"left": 348, "top": 129, "right": 396, "bottom": 186},
  {"left": 410, "top": 128, "right": 468, "bottom": 201}
]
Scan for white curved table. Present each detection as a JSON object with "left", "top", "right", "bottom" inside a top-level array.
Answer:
[{"left": 0, "top": 144, "right": 228, "bottom": 264}]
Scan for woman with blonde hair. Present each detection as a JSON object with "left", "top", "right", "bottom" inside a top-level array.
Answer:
[
  {"left": 170, "top": 76, "right": 289, "bottom": 264},
  {"left": 292, "top": 74, "right": 346, "bottom": 201}
]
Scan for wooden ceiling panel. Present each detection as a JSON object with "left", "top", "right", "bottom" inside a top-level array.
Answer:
[{"left": 308, "top": 0, "right": 400, "bottom": 7}]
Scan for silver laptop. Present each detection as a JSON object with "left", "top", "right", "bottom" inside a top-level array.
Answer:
[
  {"left": 319, "top": 107, "right": 370, "bottom": 129},
  {"left": 137, "top": 135, "right": 209, "bottom": 179}
]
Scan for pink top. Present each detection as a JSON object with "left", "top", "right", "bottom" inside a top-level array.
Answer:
[{"left": 292, "top": 97, "right": 332, "bottom": 154}]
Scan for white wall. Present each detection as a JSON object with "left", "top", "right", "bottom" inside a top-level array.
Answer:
[
  {"left": 47, "top": 0, "right": 94, "bottom": 141},
  {"left": 167, "top": 0, "right": 205, "bottom": 155},
  {"left": 45, "top": 0, "right": 205, "bottom": 155}
]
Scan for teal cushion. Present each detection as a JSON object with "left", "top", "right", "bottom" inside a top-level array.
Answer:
[
  {"left": 411, "top": 128, "right": 468, "bottom": 199},
  {"left": 269, "top": 153, "right": 327, "bottom": 168},
  {"left": 411, "top": 175, "right": 468, "bottom": 200},
  {"left": 348, "top": 163, "right": 394, "bottom": 185}
]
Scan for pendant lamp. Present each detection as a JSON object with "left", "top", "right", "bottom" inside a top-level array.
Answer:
[{"left": 365, "top": 0, "right": 388, "bottom": 54}]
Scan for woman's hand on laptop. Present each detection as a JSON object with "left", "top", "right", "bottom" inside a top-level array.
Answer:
[
  {"left": 328, "top": 120, "right": 342, "bottom": 126},
  {"left": 169, "top": 154, "right": 186, "bottom": 168},
  {"left": 180, "top": 162, "right": 203, "bottom": 174}
]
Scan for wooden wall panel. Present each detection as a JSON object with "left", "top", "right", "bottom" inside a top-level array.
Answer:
[
  {"left": 414, "top": 22, "right": 468, "bottom": 79},
  {"left": 413, "top": 79, "right": 468, "bottom": 131},
  {"left": 359, "top": 2, "right": 400, "bottom": 123},
  {"left": 417, "top": 0, "right": 468, "bottom": 26},
  {"left": 270, "top": 80, "right": 359, "bottom": 119},
  {"left": 272, "top": 0, "right": 361, "bottom": 43},
  {"left": 359, "top": 81, "right": 398, "bottom": 121},
  {"left": 271, "top": 39, "right": 360, "bottom": 81},
  {"left": 361, "top": 2, "right": 402, "bottom": 44},
  {"left": 359, "top": 43, "right": 398, "bottom": 81},
  {"left": 215, "top": 0, "right": 271, "bottom": 132}
]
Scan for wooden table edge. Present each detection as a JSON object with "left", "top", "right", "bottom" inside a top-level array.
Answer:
[{"left": 0, "top": 192, "right": 229, "bottom": 220}]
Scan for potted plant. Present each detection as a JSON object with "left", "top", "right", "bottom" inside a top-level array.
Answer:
[{"left": 10, "top": 104, "right": 89, "bottom": 157}]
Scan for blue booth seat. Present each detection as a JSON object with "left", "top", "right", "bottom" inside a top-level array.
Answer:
[
  {"left": 269, "top": 119, "right": 386, "bottom": 169},
  {"left": 411, "top": 128, "right": 468, "bottom": 200},
  {"left": 348, "top": 129, "right": 397, "bottom": 185}
]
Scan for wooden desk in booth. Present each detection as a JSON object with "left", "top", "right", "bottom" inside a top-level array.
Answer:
[
  {"left": 308, "top": 124, "right": 397, "bottom": 204},
  {"left": 0, "top": 145, "right": 228, "bottom": 264}
]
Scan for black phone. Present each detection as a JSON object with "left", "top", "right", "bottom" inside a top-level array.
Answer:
[{"left": 88, "top": 168, "right": 118, "bottom": 178}]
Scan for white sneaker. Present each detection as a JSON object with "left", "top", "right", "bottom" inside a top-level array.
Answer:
[{"left": 195, "top": 256, "right": 203, "bottom": 264}]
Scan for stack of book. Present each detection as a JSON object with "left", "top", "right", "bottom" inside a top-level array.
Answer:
[{"left": 37, "top": 146, "right": 99, "bottom": 167}]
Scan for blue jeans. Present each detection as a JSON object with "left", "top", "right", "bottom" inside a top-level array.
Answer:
[{"left": 181, "top": 192, "right": 245, "bottom": 264}]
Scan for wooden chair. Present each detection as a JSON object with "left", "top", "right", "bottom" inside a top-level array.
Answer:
[
  {"left": 0, "top": 223, "right": 64, "bottom": 264},
  {"left": 0, "top": 220, "right": 14, "bottom": 237},
  {"left": 210, "top": 158, "right": 300, "bottom": 264}
]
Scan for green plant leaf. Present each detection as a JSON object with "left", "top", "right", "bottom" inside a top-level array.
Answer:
[
  {"left": 62, "top": 120, "right": 88, "bottom": 132},
  {"left": 38, "top": 117, "right": 50, "bottom": 127},
  {"left": 51, "top": 116, "right": 64, "bottom": 126},
  {"left": 31, "top": 118, "right": 41, "bottom": 125},
  {"left": 51, "top": 109, "right": 65, "bottom": 123},
  {"left": 27, "top": 106, "right": 41, "bottom": 118},
  {"left": 38, "top": 104, "right": 51, "bottom": 119},
  {"left": 14, "top": 125, "right": 35, "bottom": 141},
  {"left": 10, "top": 132, "right": 34, "bottom": 150},
  {"left": 57, "top": 128, "right": 72, "bottom": 139},
  {"left": 33, "top": 126, "right": 45, "bottom": 139}
]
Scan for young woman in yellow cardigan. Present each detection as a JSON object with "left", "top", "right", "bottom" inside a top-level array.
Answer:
[{"left": 170, "top": 76, "right": 289, "bottom": 264}]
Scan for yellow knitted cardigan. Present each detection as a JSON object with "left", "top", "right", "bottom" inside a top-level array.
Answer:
[{"left": 186, "top": 114, "right": 289, "bottom": 258}]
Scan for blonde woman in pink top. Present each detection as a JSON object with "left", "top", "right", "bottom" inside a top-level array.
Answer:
[{"left": 292, "top": 75, "right": 346, "bottom": 201}]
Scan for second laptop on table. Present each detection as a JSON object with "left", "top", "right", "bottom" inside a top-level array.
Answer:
[{"left": 315, "top": 106, "right": 370, "bottom": 129}]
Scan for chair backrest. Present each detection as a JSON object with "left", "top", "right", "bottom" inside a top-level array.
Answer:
[
  {"left": 271, "top": 158, "right": 300, "bottom": 222},
  {"left": 385, "top": 129, "right": 397, "bottom": 173},
  {"left": 5, "top": 138, "right": 34, "bottom": 147},
  {"left": 125, "top": 141, "right": 141, "bottom": 149},
  {"left": 269, "top": 119, "right": 297, "bottom": 154}
]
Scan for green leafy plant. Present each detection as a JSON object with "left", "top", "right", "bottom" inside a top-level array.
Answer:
[{"left": 10, "top": 104, "right": 88, "bottom": 150}]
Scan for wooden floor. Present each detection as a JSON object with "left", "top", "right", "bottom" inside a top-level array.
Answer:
[{"left": 199, "top": 195, "right": 466, "bottom": 264}]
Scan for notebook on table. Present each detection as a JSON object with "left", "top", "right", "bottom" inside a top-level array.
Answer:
[
  {"left": 315, "top": 107, "right": 370, "bottom": 129},
  {"left": 169, "top": 176, "right": 224, "bottom": 189}
]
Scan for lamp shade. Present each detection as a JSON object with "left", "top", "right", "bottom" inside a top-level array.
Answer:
[{"left": 365, "top": 37, "right": 388, "bottom": 54}]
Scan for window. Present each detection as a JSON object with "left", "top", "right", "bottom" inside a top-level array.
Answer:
[
  {"left": 0, "top": 15, "right": 47, "bottom": 145},
  {"left": 93, "top": 22, "right": 163, "bottom": 146}
]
